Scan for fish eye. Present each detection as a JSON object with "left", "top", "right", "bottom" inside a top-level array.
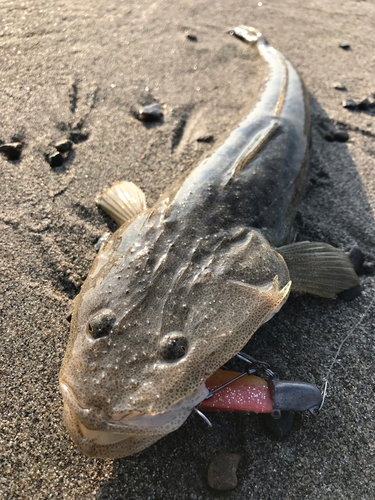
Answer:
[
  {"left": 159, "top": 333, "right": 188, "bottom": 362},
  {"left": 86, "top": 310, "right": 116, "bottom": 339}
]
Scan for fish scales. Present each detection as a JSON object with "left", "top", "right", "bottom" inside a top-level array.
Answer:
[{"left": 59, "top": 27, "right": 358, "bottom": 459}]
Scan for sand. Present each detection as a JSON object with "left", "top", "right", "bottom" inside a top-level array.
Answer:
[{"left": 1, "top": 0, "right": 374, "bottom": 498}]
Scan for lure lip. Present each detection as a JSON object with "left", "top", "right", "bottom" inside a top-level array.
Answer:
[{"left": 270, "top": 378, "right": 323, "bottom": 414}]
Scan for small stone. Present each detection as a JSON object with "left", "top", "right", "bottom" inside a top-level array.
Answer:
[
  {"left": 333, "top": 82, "right": 347, "bottom": 91},
  {"left": 324, "top": 133, "right": 334, "bottom": 142},
  {"left": 348, "top": 246, "right": 364, "bottom": 274},
  {"left": 333, "top": 130, "right": 349, "bottom": 142},
  {"left": 0, "top": 142, "right": 23, "bottom": 160},
  {"left": 363, "top": 261, "right": 375, "bottom": 275},
  {"left": 357, "top": 98, "right": 370, "bottom": 111},
  {"left": 342, "top": 99, "right": 357, "bottom": 110},
  {"left": 197, "top": 135, "right": 215, "bottom": 143},
  {"left": 207, "top": 453, "right": 240, "bottom": 491},
  {"left": 69, "top": 131, "right": 89, "bottom": 143},
  {"left": 55, "top": 139, "right": 73, "bottom": 153},
  {"left": 339, "top": 42, "right": 351, "bottom": 50},
  {"left": 49, "top": 151, "right": 64, "bottom": 167},
  {"left": 138, "top": 103, "right": 162, "bottom": 122},
  {"left": 186, "top": 33, "right": 198, "bottom": 42}
]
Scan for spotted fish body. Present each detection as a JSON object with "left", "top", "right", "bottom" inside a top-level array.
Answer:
[{"left": 59, "top": 28, "right": 357, "bottom": 459}]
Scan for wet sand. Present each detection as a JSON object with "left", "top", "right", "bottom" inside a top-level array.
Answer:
[{"left": 1, "top": 0, "right": 374, "bottom": 498}]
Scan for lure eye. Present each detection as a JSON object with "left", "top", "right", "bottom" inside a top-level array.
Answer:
[
  {"left": 86, "top": 310, "right": 116, "bottom": 339},
  {"left": 159, "top": 333, "right": 188, "bottom": 362}
]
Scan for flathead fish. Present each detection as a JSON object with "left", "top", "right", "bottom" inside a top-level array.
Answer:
[{"left": 59, "top": 27, "right": 359, "bottom": 459}]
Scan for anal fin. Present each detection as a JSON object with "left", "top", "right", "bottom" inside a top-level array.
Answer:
[
  {"left": 96, "top": 181, "right": 147, "bottom": 226},
  {"left": 277, "top": 242, "right": 360, "bottom": 299}
]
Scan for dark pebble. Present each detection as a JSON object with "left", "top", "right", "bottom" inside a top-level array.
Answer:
[
  {"left": 197, "top": 135, "right": 215, "bottom": 143},
  {"left": 337, "top": 284, "right": 362, "bottom": 301},
  {"left": 207, "top": 454, "right": 240, "bottom": 491},
  {"left": 333, "top": 130, "right": 349, "bottom": 142},
  {"left": 186, "top": 33, "right": 198, "bottom": 42},
  {"left": 342, "top": 99, "right": 357, "bottom": 110},
  {"left": 333, "top": 82, "right": 347, "bottom": 91},
  {"left": 317, "top": 169, "right": 330, "bottom": 179},
  {"left": 49, "top": 152, "right": 64, "bottom": 167},
  {"left": 69, "top": 131, "right": 89, "bottom": 144},
  {"left": 0, "top": 142, "right": 23, "bottom": 161},
  {"left": 357, "top": 98, "right": 370, "bottom": 111},
  {"left": 324, "top": 133, "right": 334, "bottom": 142},
  {"left": 339, "top": 42, "right": 351, "bottom": 50},
  {"left": 138, "top": 103, "right": 162, "bottom": 121},
  {"left": 363, "top": 261, "right": 375, "bottom": 276},
  {"left": 55, "top": 139, "right": 73, "bottom": 153},
  {"left": 348, "top": 246, "right": 364, "bottom": 274}
]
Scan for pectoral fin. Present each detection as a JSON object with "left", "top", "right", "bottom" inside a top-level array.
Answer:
[
  {"left": 96, "top": 181, "right": 147, "bottom": 226},
  {"left": 277, "top": 242, "right": 360, "bottom": 298}
]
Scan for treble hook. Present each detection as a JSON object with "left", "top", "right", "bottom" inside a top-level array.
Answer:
[
  {"left": 236, "top": 352, "right": 275, "bottom": 378},
  {"left": 193, "top": 407, "right": 213, "bottom": 427}
]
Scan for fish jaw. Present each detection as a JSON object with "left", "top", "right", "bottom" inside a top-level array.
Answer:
[{"left": 60, "top": 380, "right": 209, "bottom": 459}]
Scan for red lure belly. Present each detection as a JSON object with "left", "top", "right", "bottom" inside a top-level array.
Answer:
[{"left": 200, "top": 369, "right": 273, "bottom": 413}]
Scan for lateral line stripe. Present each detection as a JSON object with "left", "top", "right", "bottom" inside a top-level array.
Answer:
[
  {"left": 225, "top": 120, "right": 280, "bottom": 185},
  {"left": 274, "top": 54, "right": 288, "bottom": 116}
]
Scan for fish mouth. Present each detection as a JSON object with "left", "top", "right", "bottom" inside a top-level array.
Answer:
[{"left": 60, "top": 380, "right": 209, "bottom": 458}]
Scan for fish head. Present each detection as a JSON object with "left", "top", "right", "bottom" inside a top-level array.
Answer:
[{"left": 59, "top": 210, "right": 291, "bottom": 458}]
